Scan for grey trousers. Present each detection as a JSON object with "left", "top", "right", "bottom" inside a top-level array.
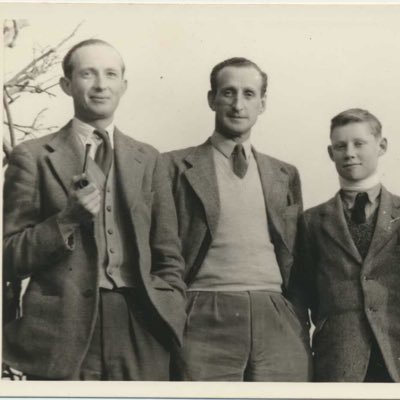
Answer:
[
  {"left": 171, "top": 290, "right": 312, "bottom": 381},
  {"left": 29, "top": 288, "right": 170, "bottom": 380}
]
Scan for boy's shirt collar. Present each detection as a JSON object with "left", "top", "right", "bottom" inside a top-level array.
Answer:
[
  {"left": 340, "top": 183, "right": 382, "bottom": 210},
  {"left": 211, "top": 131, "right": 252, "bottom": 160}
]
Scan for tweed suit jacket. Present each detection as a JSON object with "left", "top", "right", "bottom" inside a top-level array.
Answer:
[
  {"left": 163, "top": 138, "right": 303, "bottom": 293},
  {"left": 3, "top": 122, "right": 186, "bottom": 379},
  {"left": 296, "top": 187, "right": 400, "bottom": 381}
]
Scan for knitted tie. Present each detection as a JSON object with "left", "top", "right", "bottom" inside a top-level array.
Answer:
[
  {"left": 351, "top": 192, "right": 369, "bottom": 224},
  {"left": 94, "top": 129, "right": 113, "bottom": 176},
  {"left": 231, "top": 144, "right": 248, "bottom": 178}
]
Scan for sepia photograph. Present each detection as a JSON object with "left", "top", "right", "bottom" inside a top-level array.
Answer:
[{"left": 1, "top": 2, "right": 400, "bottom": 398}]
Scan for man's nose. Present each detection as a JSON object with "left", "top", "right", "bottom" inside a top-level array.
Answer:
[
  {"left": 232, "top": 94, "right": 244, "bottom": 111},
  {"left": 94, "top": 73, "right": 107, "bottom": 89}
]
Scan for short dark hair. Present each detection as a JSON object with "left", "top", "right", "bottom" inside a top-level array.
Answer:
[
  {"left": 330, "top": 108, "right": 382, "bottom": 138},
  {"left": 210, "top": 57, "right": 268, "bottom": 97},
  {"left": 62, "top": 38, "right": 125, "bottom": 79}
]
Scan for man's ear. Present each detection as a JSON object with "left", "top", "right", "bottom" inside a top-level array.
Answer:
[
  {"left": 207, "top": 90, "right": 216, "bottom": 111},
  {"left": 378, "top": 137, "right": 388, "bottom": 156},
  {"left": 259, "top": 94, "right": 267, "bottom": 114},
  {"left": 59, "top": 77, "right": 72, "bottom": 96},
  {"left": 122, "top": 79, "right": 128, "bottom": 96},
  {"left": 327, "top": 145, "right": 334, "bottom": 161}
]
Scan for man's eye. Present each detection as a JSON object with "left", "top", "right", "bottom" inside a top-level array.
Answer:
[
  {"left": 223, "top": 90, "right": 233, "bottom": 97},
  {"left": 107, "top": 71, "right": 118, "bottom": 78},
  {"left": 354, "top": 141, "right": 364, "bottom": 147},
  {"left": 81, "top": 71, "right": 93, "bottom": 78},
  {"left": 334, "top": 144, "right": 346, "bottom": 150},
  {"left": 245, "top": 91, "right": 255, "bottom": 97}
]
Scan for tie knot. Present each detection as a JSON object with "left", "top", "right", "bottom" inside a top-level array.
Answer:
[
  {"left": 233, "top": 143, "right": 246, "bottom": 158},
  {"left": 231, "top": 143, "right": 248, "bottom": 178},
  {"left": 351, "top": 192, "right": 369, "bottom": 224},
  {"left": 93, "top": 129, "right": 112, "bottom": 175},
  {"left": 355, "top": 192, "right": 369, "bottom": 206},
  {"left": 94, "top": 129, "right": 110, "bottom": 143}
]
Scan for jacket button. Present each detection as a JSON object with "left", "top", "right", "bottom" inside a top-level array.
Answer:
[
  {"left": 106, "top": 205, "right": 112, "bottom": 212},
  {"left": 83, "top": 289, "right": 94, "bottom": 298}
]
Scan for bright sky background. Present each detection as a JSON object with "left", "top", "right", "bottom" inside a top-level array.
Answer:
[{"left": 3, "top": 4, "right": 400, "bottom": 209}]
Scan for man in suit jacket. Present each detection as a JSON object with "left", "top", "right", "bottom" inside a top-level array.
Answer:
[
  {"left": 294, "top": 108, "right": 400, "bottom": 381},
  {"left": 164, "top": 57, "right": 312, "bottom": 381},
  {"left": 3, "top": 39, "right": 186, "bottom": 380}
]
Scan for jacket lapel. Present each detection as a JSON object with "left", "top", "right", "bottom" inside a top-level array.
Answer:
[
  {"left": 47, "top": 122, "right": 85, "bottom": 194},
  {"left": 113, "top": 128, "right": 145, "bottom": 210},
  {"left": 365, "top": 187, "right": 400, "bottom": 261},
  {"left": 183, "top": 139, "right": 220, "bottom": 238},
  {"left": 320, "top": 193, "right": 363, "bottom": 264},
  {"left": 253, "top": 151, "right": 291, "bottom": 252}
]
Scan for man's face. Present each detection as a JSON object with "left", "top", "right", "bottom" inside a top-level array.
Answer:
[
  {"left": 328, "top": 122, "right": 387, "bottom": 182},
  {"left": 60, "top": 44, "right": 127, "bottom": 125},
  {"left": 208, "top": 66, "right": 266, "bottom": 141}
]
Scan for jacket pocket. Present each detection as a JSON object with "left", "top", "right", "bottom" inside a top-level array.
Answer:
[
  {"left": 185, "top": 291, "right": 200, "bottom": 327},
  {"left": 150, "top": 275, "right": 174, "bottom": 291}
]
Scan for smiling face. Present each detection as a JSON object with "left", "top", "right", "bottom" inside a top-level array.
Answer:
[
  {"left": 60, "top": 43, "right": 127, "bottom": 128},
  {"left": 208, "top": 66, "right": 266, "bottom": 141},
  {"left": 328, "top": 122, "right": 387, "bottom": 182}
]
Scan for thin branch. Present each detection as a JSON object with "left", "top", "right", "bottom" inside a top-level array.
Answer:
[
  {"left": 5, "top": 83, "right": 56, "bottom": 97},
  {"left": 3, "top": 138, "right": 13, "bottom": 162},
  {"left": 42, "top": 82, "right": 60, "bottom": 91},
  {"left": 31, "top": 108, "right": 48, "bottom": 129},
  {"left": 6, "top": 21, "right": 84, "bottom": 86},
  {"left": 3, "top": 94, "right": 16, "bottom": 147}
]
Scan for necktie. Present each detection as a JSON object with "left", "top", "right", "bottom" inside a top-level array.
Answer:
[
  {"left": 94, "top": 129, "right": 113, "bottom": 176},
  {"left": 351, "top": 192, "right": 369, "bottom": 224},
  {"left": 231, "top": 144, "right": 248, "bottom": 178}
]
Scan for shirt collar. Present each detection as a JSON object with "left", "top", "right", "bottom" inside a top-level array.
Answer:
[
  {"left": 72, "top": 117, "right": 115, "bottom": 148},
  {"left": 340, "top": 183, "right": 382, "bottom": 209},
  {"left": 210, "top": 131, "right": 252, "bottom": 160}
]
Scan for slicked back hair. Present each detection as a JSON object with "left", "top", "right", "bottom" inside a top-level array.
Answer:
[
  {"left": 210, "top": 57, "right": 268, "bottom": 97},
  {"left": 330, "top": 108, "right": 382, "bottom": 138},
  {"left": 62, "top": 38, "right": 126, "bottom": 79}
]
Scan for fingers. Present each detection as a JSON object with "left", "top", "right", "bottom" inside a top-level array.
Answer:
[
  {"left": 62, "top": 175, "right": 102, "bottom": 223},
  {"left": 77, "top": 187, "right": 101, "bottom": 215}
]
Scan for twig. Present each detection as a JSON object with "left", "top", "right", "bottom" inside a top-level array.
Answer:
[
  {"left": 6, "top": 21, "right": 84, "bottom": 87},
  {"left": 5, "top": 83, "right": 56, "bottom": 97},
  {"left": 3, "top": 139, "right": 13, "bottom": 163},
  {"left": 3, "top": 94, "right": 16, "bottom": 147},
  {"left": 31, "top": 108, "right": 48, "bottom": 129}
]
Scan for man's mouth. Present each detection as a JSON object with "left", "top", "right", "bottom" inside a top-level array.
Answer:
[
  {"left": 90, "top": 96, "right": 109, "bottom": 101},
  {"left": 343, "top": 163, "right": 361, "bottom": 168},
  {"left": 228, "top": 115, "right": 246, "bottom": 120}
]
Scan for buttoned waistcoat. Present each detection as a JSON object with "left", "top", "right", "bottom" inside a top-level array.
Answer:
[{"left": 3, "top": 122, "right": 186, "bottom": 379}]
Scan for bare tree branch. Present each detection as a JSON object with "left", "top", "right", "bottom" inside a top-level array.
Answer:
[
  {"left": 6, "top": 21, "right": 84, "bottom": 87},
  {"left": 3, "top": 94, "right": 16, "bottom": 147},
  {"left": 3, "top": 138, "right": 13, "bottom": 164}
]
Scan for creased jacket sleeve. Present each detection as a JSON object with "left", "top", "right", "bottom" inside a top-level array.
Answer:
[
  {"left": 288, "top": 211, "right": 317, "bottom": 327},
  {"left": 3, "top": 145, "right": 74, "bottom": 281},
  {"left": 149, "top": 153, "right": 186, "bottom": 297}
]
